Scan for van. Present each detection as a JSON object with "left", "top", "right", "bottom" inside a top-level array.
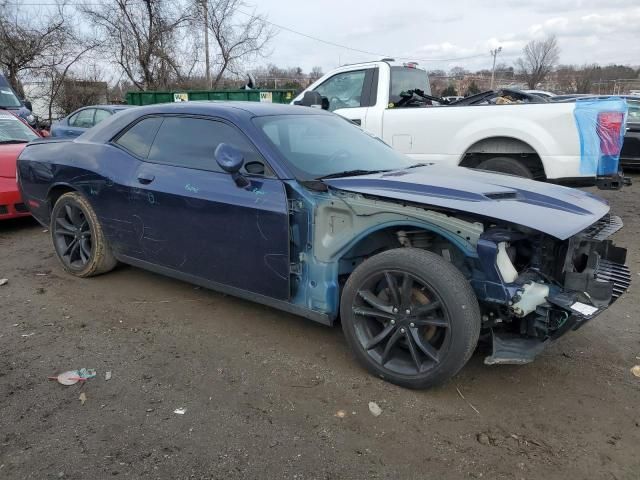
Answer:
[{"left": 0, "top": 73, "right": 36, "bottom": 127}]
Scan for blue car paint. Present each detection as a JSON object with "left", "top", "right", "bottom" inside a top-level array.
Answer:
[
  {"left": 17, "top": 102, "right": 612, "bottom": 325},
  {"left": 51, "top": 105, "right": 132, "bottom": 138}
]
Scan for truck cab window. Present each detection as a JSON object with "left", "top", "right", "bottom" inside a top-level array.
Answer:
[{"left": 389, "top": 67, "right": 430, "bottom": 105}]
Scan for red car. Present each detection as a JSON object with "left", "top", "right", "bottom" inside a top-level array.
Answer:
[{"left": 0, "top": 110, "right": 41, "bottom": 219}]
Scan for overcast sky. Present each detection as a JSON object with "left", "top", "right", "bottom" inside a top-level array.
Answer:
[{"left": 255, "top": 0, "right": 640, "bottom": 73}]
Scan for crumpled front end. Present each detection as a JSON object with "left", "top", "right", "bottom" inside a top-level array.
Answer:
[{"left": 474, "top": 214, "right": 630, "bottom": 365}]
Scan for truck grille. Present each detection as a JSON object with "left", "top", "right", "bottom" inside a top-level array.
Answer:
[
  {"left": 583, "top": 214, "right": 623, "bottom": 240},
  {"left": 596, "top": 259, "right": 631, "bottom": 300}
]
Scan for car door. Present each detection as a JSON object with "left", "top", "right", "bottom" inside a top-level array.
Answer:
[
  {"left": 113, "top": 115, "right": 290, "bottom": 300},
  {"left": 64, "top": 108, "right": 95, "bottom": 137},
  {"left": 312, "top": 69, "right": 377, "bottom": 128}
]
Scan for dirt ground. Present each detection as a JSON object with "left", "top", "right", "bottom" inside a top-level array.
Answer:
[{"left": 1, "top": 177, "right": 639, "bottom": 480}]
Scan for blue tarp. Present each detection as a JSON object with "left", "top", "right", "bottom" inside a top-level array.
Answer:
[{"left": 574, "top": 97, "right": 628, "bottom": 176}]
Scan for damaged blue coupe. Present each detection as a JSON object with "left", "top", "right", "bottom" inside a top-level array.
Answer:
[{"left": 17, "top": 102, "right": 630, "bottom": 388}]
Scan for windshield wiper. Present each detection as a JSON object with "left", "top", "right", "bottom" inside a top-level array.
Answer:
[
  {"left": 318, "top": 169, "right": 392, "bottom": 180},
  {"left": 0, "top": 139, "right": 29, "bottom": 144}
]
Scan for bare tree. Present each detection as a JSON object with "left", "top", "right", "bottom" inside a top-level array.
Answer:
[
  {"left": 81, "top": 0, "right": 190, "bottom": 90},
  {"left": 197, "top": 0, "right": 275, "bottom": 87},
  {"left": 516, "top": 35, "right": 560, "bottom": 89},
  {"left": 0, "top": 1, "right": 69, "bottom": 96},
  {"left": 309, "top": 66, "right": 323, "bottom": 82}
]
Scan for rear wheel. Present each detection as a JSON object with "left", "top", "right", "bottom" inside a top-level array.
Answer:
[
  {"left": 476, "top": 156, "right": 533, "bottom": 178},
  {"left": 340, "top": 248, "right": 481, "bottom": 389},
  {"left": 51, "top": 192, "right": 117, "bottom": 277}
]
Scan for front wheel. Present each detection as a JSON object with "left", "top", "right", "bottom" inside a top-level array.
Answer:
[
  {"left": 50, "top": 192, "right": 117, "bottom": 277},
  {"left": 340, "top": 248, "right": 481, "bottom": 389}
]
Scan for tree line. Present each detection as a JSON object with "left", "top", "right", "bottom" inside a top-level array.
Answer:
[{"left": 431, "top": 36, "right": 639, "bottom": 97}]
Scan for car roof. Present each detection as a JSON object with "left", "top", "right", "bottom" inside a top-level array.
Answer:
[
  {"left": 78, "top": 101, "right": 333, "bottom": 144},
  {"left": 136, "top": 101, "right": 333, "bottom": 116},
  {"left": 78, "top": 104, "right": 131, "bottom": 110}
]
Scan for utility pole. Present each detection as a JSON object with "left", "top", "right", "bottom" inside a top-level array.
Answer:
[
  {"left": 202, "top": 0, "right": 211, "bottom": 88},
  {"left": 490, "top": 46, "right": 502, "bottom": 90}
]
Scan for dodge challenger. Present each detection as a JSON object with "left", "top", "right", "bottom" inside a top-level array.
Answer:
[{"left": 17, "top": 102, "right": 630, "bottom": 389}]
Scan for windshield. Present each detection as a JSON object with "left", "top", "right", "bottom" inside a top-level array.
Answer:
[
  {"left": 254, "top": 114, "right": 413, "bottom": 180},
  {"left": 389, "top": 67, "right": 430, "bottom": 104},
  {"left": 0, "top": 113, "right": 38, "bottom": 142},
  {"left": 0, "top": 86, "right": 21, "bottom": 108}
]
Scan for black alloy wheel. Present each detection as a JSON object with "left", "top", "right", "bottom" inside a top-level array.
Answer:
[
  {"left": 340, "top": 248, "right": 481, "bottom": 389},
  {"left": 50, "top": 192, "right": 117, "bottom": 277},
  {"left": 53, "top": 202, "right": 93, "bottom": 269},
  {"left": 352, "top": 270, "right": 451, "bottom": 376}
]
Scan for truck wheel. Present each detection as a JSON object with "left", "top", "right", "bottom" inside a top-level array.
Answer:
[
  {"left": 476, "top": 156, "right": 533, "bottom": 178},
  {"left": 340, "top": 248, "right": 481, "bottom": 389},
  {"left": 50, "top": 192, "right": 117, "bottom": 277}
]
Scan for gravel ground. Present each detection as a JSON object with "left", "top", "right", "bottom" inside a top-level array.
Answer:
[{"left": 1, "top": 177, "right": 639, "bottom": 479}]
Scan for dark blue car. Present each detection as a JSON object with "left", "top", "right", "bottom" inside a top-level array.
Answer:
[
  {"left": 16, "top": 102, "right": 629, "bottom": 388},
  {"left": 50, "top": 105, "right": 131, "bottom": 138}
]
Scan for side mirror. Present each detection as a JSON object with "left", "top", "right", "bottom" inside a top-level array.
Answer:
[
  {"left": 299, "top": 91, "right": 329, "bottom": 110},
  {"left": 23, "top": 99, "right": 33, "bottom": 111},
  {"left": 215, "top": 143, "right": 250, "bottom": 188}
]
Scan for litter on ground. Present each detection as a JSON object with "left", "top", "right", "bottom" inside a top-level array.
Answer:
[
  {"left": 368, "top": 402, "right": 382, "bottom": 417},
  {"left": 49, "top": 368, "right": 97, "bottom": 386}
]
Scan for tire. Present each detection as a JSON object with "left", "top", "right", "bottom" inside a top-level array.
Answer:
[
  {"left": 476, "top": 156, "right": 533, "bottom": 178},
  {"left": 340, "top": 248, "right": 481, "bottom": 389},
  {"left": 50, "top": 191, "right": 117, "bottom": 277}
]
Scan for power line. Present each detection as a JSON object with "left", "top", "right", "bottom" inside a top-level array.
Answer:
[
  {"left": 234, "top": 7, "right": 490, "bottom": 63},
  {"left": 5, "top": 1, "right": 492, "bottom": 63}
]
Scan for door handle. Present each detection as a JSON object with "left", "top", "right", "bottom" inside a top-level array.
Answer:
[
  {"left": 350, "top": 118, "right": 362, "bottom": 126},
  {"left": 137, "top": 173, "right": 155, "bottom": 185}
]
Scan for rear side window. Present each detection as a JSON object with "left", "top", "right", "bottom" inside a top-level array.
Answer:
[
  {"left": 147, "top": 117, "right": 263, "bottom": 173},
  {"left": 115, "top": 117, "right": 163, "bottom": 158},
  {"left": 389, "top": 67, "right": 430, "bottom": 104},
  {"left": 70, "top": 109, "right": 95, "bottom": 128},
  {"left": 628, "top": 100, "right": 640, "bottom": 123},
  {"left": 94, "top": 109, "right": 111, "bottom": 125}
]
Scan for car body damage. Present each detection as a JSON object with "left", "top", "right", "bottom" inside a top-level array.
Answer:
[{"left": 285, "top": 167, "right": 628, "bottom": 365}]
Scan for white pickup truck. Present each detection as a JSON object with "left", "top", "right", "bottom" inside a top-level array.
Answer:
[{"left": 293, "top": 60, "right": 628, "bottom": 189}]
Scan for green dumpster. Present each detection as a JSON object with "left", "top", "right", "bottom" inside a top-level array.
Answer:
[{"left": 126, "top": 89, "right": 297, "bottom": 106}]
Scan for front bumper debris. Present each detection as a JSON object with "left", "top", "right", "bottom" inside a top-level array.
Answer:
[{"left": 485, "top": 213, "right": 630, "bottom": 365}]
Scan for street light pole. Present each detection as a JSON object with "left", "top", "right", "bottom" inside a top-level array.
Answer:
[
  {"left": 203, "top": 0, "right": 211, "bottom": 88},
  {"left": 490, "top": 46, "right": 502, "bottom": 90}
]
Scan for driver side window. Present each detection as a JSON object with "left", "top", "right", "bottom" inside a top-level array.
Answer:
[{"left": 314, "top": 70, "right": 366, "bottom": 112}]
